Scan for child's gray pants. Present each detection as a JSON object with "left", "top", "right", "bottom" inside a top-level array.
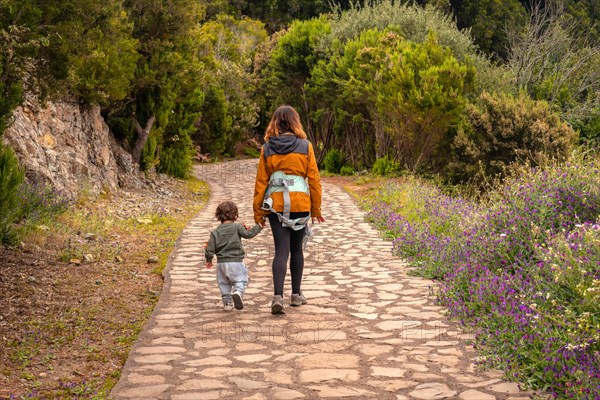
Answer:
[{"left": 215, "top": 262, "right": 248, "bottom": 304}]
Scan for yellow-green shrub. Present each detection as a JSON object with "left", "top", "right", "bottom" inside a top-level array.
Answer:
[{"left": 449, "top": 92, "right": 578, "bottom": 182}]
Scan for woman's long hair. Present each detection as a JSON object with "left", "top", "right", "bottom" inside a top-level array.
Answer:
[{"left": 264, "top": 105, "right": 307, "bottom": 141}]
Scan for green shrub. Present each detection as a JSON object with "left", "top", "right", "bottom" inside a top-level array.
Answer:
[
  {"left": 340, "top": 165, "right": 354, "bottom": 176},
  {"left": 198, "top": 84, "right": 232, "bottom": 156},
  {"left": 573, "top": 113, "right": 600, "bottom": 144},
  {"left": 158, "top": 134, "right": 193, "bottom": 179},
  {"left": 307, "top": 29, "right": 474, "bottom": 173},
  {"left": 449, "top": 92, "right": 578, "bottom": 182},
  {"left": 326, "top": 0, "right": 512, "bottom": 94},
  {"left": 0, "top": 142, "right": 24, "bottom": 244},
  {"left": 323, "top": 149, "right": 344, "bottom": 173},
  {"left": 372, "top": 155, "right": 400, "bottom": 176},
  {"left": 243, "top": 147, "right": 260, "bottom": 158},
  {"left": 140, "top": 132, "right": 160, "bottom": 172}
]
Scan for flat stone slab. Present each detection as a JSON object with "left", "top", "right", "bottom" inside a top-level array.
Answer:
[
  {"left": 299, "top": 369, "right": 360, "bottom": 383},
  {"left": 409, "top": 383, "right": 458, "bottom": 399}
]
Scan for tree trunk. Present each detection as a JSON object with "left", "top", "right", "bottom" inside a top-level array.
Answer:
[{"left": 131, "top": 115, "right": 155, "bottom": 165}]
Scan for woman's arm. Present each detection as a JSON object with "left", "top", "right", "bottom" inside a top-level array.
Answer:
[{"left": 306, "top": 142, "right": 323, "bottom": 220}]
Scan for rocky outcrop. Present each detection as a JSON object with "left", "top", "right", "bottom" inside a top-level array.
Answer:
[{"left": 3, "top": 99, "right": 145, "bottom": 195}]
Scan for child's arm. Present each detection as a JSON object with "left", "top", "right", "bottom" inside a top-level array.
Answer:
[
  {"left": 237, "top": 222, "right": 263, "bottom": 239},
  {"left": 204, "top": 232, "right": 216, "bottom": 267}
]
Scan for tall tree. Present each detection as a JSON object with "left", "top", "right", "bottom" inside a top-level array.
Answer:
[
  {"left": 104, "top": 0, "right": 205, "bottom": 176},
  {"left": 0, "top": 0, "right": 138, "bottom": 133}
]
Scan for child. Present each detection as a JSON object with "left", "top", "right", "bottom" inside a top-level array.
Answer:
[{"left": 205, "top": 201, "right": 262, "bottom": 311}]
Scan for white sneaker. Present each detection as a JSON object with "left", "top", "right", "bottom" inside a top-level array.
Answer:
[{"left": 223, "top": 302, "right": 234, "bottom": 311}]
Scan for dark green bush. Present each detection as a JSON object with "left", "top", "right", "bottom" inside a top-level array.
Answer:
[
  {"left": 323, "top": 149, "right": 344, "bottom": 173},
  {"left": 0, "top": 142, "right": 24, "bottom": 244},
  {"left": 158, "top": 133, "right": 193, "bottom": 179}
]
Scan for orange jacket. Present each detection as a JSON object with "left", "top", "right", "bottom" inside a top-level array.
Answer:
[{"left": 253, "top": 134, "right": 322, "bottom": 224}]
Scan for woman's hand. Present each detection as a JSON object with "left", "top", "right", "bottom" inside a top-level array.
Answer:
[
  {"left": 312, "top": 216, "right": 325, "bottom": 224},
  {"left": 205, "top": 261, "right": 213, "bottom": 269}
]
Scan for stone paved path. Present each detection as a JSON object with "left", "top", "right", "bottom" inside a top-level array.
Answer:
[{"left": 110, "top": 159, "right": 536, "bottom": 400}]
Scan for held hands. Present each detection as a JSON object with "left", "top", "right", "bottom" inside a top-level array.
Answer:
[{"left": 205, "top": 261, "right": 213, "bottom": 269}]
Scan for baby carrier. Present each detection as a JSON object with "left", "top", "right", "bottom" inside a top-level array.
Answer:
[{"left": 261, "top": 170, "right": 313, "bottom": 245}]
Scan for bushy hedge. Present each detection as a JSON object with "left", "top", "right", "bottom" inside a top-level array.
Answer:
[
  {"left": 322, "top": 149, "right": 343, "bottom": 173},
  {"left": 371, "top": 156, "right": 400, "bottom": 177},
  {"left": 304, "top": 29, "right": 475, "bottom": 171},
  {"left": 366, "top": 155, "right": 600, "bottom": 397},
  {"left": 449, "top": 92, "right": 578, "bottom": 182}
]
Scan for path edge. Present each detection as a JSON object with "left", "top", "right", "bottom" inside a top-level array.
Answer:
[{"left": 108, "top": 170, "right": 214, "bottom": 398}]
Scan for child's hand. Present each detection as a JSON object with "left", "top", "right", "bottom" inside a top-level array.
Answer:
[{"left": 205, "top": 261, "right": 213, "bottom": 269}]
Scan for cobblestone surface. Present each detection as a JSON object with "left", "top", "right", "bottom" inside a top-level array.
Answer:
[{"left": 110, "top": 159, "right": 535, "bottom": 399}]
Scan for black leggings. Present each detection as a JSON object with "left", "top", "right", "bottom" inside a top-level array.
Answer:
[{"left": 268, "top": 212, "right": 308, "bottom": 296}]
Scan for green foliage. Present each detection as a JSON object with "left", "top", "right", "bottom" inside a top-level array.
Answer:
[
  {"left": 1, "top": 0, "right": 139, "bottom": 106},
  {"left": 307, "top": 29, "right": 474, "bottom": 171},
  {"left": 158, "top": 140, "right": 193, "bottom": 179},
  {"left": 322, "top": 149, "right": 344, "bottom": 173},
  {"left": 0, "top": 85, "right": 22, "bottom": 137},
  {"left": 0, "top": 16, "right": 36, "bottom": 135},
  {"left": 194, "top": 15, "right": 267, "bottom": 155},
  {"left": 325, "top": 0, "right": 511, "bottom": 94},
  {"left": 451, "top": 0, "right": 527, "bottom": 60},
  {"left": 198, "top": 85, "right": 232, "bottom": 156},
  {"left": 243, "top": 147, "right": 260, "bottom": 158},
  {"left": 261, "top": 17, "right": 331, "bottom": 112},
  {"left": 562, "top": 0, "right": 600, "bottom": 43},
  {"left": 140, "top": 131, "right": 160, "bottom": 171},
  {"left": 205, "top": 0, "right": 330, "bottom": 32},
  {"left": 63, "top": 3, "right": 139, "bottom": 104},
  {"left": 158, "top": 88, "right": 204, "bottom": 178},
  {"left": 104, "top": 0, "right": 206, "bottom": 172},
  {"left": 507, "top": 3, "right": 600, "bottom": 140},
  {"left": 340, "top": 165, "right": 354, "bottom": 176},
  {"left": 372, "top": 155, "right": 400, "bottom": 176},
  {"left": 449, "top": 92, "right": 578, "bottom": 182},
  {"left": 0, "top": 142, "right": 24, "bottom": 243},
  {"left": 327, "top": 1, "right": 476, "bottom": 60},
  {"left": 574, "top": 114, "right": 600, "bottom": 143}
]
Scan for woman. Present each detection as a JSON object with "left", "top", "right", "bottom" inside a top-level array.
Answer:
[{"left": 253, "top": 105, "right": 325, "bottom": 315}]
